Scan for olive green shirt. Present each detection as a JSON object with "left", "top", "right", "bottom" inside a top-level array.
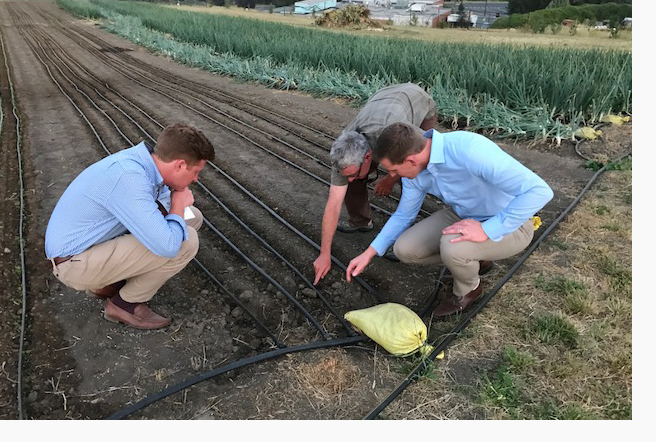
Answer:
[{"left": 331, "top": 83, "right": 436, "bottom": 186}]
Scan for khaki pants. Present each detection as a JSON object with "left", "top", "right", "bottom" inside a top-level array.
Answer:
[
  {"left": 393, "top": 208, "right": 534, "bottom": 297},
  {"left": 51, "top": 206, "right": 203, "bottom": 303}
]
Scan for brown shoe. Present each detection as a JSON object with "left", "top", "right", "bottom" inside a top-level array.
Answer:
[
  {"left": 87, "top": 280, "right": 126, "bottom": 299},
  {"left": 104, "top": 299, "right": 171, "bottom": 330},
  {"left": 441, "top": 261, "right": 494, "bottom": 283},
  {"left": 432, "top": 283, "right": 483, "bottom": 317}
]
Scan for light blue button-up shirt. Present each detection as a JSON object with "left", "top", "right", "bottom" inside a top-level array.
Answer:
[
  {"left": 45, "top": 142, "right": 188, "bottom": 259},
  {"left": 370, "top": 130, "right": 553, "bottom": 255}
]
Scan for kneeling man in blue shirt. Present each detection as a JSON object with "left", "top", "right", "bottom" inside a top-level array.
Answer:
[
  {"left": 45, "top": 123, "right": 215, "bottom": 329},
  {"left": 346, "top": 122, "right": 553, "bottom": 316}
]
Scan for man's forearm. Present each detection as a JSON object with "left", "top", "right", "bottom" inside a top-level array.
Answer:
[{"left": 319, "top": 205, "right": 340, "bottom": 256}]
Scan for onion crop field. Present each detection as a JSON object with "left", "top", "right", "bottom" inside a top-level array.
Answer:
[{"left": 58, "top": 0, "right": 631, "bottom": 142}]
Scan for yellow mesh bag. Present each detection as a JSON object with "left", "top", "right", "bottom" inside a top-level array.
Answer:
[
  {"left": 573, "top": 127, "right": 602, "bottom": 140},
  {"left": 345, "top": 303, "right": 443, "bottom": 358},
  {"left": 600, "top": 114, "right": 631, "bottom": 125}
]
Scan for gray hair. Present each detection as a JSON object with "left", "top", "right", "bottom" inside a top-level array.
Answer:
[{"left": 329, "top": 131, "right": 370, "bottom": 170}]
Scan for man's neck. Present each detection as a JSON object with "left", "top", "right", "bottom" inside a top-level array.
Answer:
[{"left": 418, "top": 138, "right": 432, "bottom": 170}]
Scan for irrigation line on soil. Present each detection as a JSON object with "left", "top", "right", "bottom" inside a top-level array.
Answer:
[
  {"left": 37, "top": 17, "right": 382, "bottom": 301},
  {"left": 196, "top": 180, "right": 357, "bottom": 336},
  {"left": 50, "top": 17, "right": 430, "bottom": 216},
  {"left": 26, "top": 16, "right": 375, "bottom": 339},
  {"left": 201, "top": 216, "right": 332, "bottom": 340},
  {"left": 51, "top": 20, "right": 431, "bottom": 216},
  {"left": 191, "top": 258, "right": 285, "bottom": 349},
  {"left": 11, "top": 12, "right": 289, "bottom": 402},
  {"left": 363, "top": 150, "right": 633, "bottom": 420},
  {"left": 0, "top": 28, "right": 27, "bottom": 421},
  {"left": 104, "top": 335, "right": 367, "bottom": 420},
  {"left": 25, "top": 12, "right": 410, "bottom": 301},
  {"left": 11, "top": 8, "right": 376, "bottom": 420}
]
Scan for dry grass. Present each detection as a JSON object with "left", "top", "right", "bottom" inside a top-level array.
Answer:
[
  {"left": 379, "top": 165, "right": 632, "bottom": 420},
  {"left": 291, "top": 349, "right": 362, "bottom": 400}
]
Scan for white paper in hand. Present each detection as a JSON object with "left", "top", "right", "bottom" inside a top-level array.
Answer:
[{"left": 183, "top": 206, "right": 195, "bottom": 220}]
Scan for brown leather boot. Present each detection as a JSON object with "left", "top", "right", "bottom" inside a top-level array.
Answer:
[
  {"left": 104, "top": 299, "right": 171, "bottom": 330},
  {"left": 432, "top": 283, "right": 483, "bottom": 317}
]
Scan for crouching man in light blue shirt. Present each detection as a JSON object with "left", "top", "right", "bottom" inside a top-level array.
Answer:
[
  {"left": 346, "top": 122, "right": 554, "bottom": 317},
  {"left": 45, "top": 124, "right": 215, "bottom": 330}
]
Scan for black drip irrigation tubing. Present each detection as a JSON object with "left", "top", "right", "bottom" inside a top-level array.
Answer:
[
  {"left": 50, "top": 28, "right": 382, "bottom": 302},
  {"left": 12, "top": 11, "right": 370, "bottom": 421},
  {"left": 1, "top": 29, "right": 27, "bottom": 421},
  {"left": 201, "top": 216, "right": 332, "bottom": 340},
  {"left": 54, "top": 21, "right": 434, "bottom": 217},
  {"left": 21, "top": 17, "right": 361, "bottom": 342},
  {"left": 192, "top": 258, "right": 285, "bottom": 349},
  {"left": 104, "top": 335, "right": 367, "bottom": 420},
  {"left": 17, "top": 13, "right": 287, "bottom": 349},
  {"left": 363, "top": 150, "right": 632, "bottom": 420},
  {"left": 196, "top": 180, "right": 357, "bottom": 336}
]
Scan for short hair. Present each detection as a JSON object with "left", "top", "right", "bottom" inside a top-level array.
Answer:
[
  {"left": 154, "top": 123, "right": 215, "bottom": 165},
  {"left": 374, "top": 122, "right": 426, "bottom": 165},
  {"left": 330, "top": 131, "right": 370, "bottom": 170}
]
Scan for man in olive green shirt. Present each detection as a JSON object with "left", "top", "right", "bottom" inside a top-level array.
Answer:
[{"left": 313, "top": 83, "right": 437, "bottom": 285}]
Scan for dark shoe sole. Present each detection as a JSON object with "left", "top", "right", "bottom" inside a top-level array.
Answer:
[
  {"left": 336, "top": 224, "right": 374, "bottom": 233},
  {"left": 382, "top": 250, "right": 400, "bottom": 262}
]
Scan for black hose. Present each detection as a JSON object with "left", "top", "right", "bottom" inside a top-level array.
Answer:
[
  {"left": 105, "top": 335, "right": 366, "bottom": 420},
  {"left": 364, "top": 150, "right": 632, "bottom": 419},
  {"left": 202, "top": 217, "right": 332, "bottom": 340},
  {"left": 1, "top": 28, "right": 27, "bottom": 421}
]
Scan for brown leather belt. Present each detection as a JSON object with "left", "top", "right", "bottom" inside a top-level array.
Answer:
[{"left": 52, "top": 255, "right": 73, "bottom": 266}]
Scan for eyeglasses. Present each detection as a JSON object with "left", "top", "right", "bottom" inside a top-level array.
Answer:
[{"left": 343, "top": 161, "right": 367, "bottom": 179}]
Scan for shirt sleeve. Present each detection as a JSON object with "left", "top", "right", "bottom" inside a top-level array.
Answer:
[
  {"left": 463, "top": 138, "right": 554, "bottom": 241},
  {"left": 370, "top": 178, "right": 426, "bottom": 255},
  {"left": 104, "top": 170, "right": 188, "bottom": 257},
  {"left": 330, "top": 164, "right": 349, "bottom": 187}
]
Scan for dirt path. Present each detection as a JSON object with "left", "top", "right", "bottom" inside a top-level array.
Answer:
[{"left": 0, "top": 1, "right": 627, "bottom": 419}]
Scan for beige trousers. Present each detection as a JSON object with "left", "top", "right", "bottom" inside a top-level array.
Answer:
[
  {"left": 51, "top": 206, "right": 203, "bottom": 303},
  {"left": 393, "top": 208, "right": 534, "bottom": 297}
]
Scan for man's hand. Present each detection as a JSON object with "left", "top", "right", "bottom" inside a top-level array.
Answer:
[
  {"left": 346, "top": 246, "right": 378, "bottom": 282},
  {"left": 373, "top": 174, "right": 399, "bottom": 196},
  {"left": 170, "top": 187, "right": 194, "bottom": 217},
  {"left": 443, "top": 219, "right": 489, "bottom": 243},
  {"left": 313, "top": 253, "right": 332, "bottom": 285}
]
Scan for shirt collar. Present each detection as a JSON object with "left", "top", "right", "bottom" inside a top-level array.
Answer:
[
  {"left": 135, "top": 141, "right": 165, "bottom": 189},
  {"left": 424, "top": 129, "right": 445, "bottom": 165}
]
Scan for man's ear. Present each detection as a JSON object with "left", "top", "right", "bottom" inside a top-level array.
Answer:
[
  {"left": 173, "top": 159, "right": 187, "bottom": 171},
  {"left": 405, "top": 155, "right": 418, "bottom": 167}
]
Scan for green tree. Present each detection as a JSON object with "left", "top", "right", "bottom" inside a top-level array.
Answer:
[
  {"left": 508, "top": 0, "right": 552, "bottom": 15},
  {"left": 457, "top": 1, "right": 471, "bottom": 28}
]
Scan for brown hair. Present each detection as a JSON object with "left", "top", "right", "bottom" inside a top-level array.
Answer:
[
  {"left": 374, "top": 122, "right": 426, "bottom": 165},
  {"left": 154, "top": 123, "right": 215, "bottom": 164}
]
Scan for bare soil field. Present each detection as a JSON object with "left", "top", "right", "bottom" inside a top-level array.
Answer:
[{"left": 0, "top": 1, "right": 631, "bottom": 420}]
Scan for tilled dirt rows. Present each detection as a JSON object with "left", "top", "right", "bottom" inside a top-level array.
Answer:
[{"left": 0, "top": 1, "right": 597, "bottom": 419}]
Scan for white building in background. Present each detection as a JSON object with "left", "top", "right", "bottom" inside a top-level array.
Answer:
[
  {"left": 348, "top": 0, "right": 443, "bottom": 5},
  {"left": 447, "top": 13, "right": 478, "bottom": 27},
  {"left": 294, "top": 0, "right": 337, "bottom": 14},
  {"left": 408, "top": 3, "right": 426, "bottom": 12}
]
